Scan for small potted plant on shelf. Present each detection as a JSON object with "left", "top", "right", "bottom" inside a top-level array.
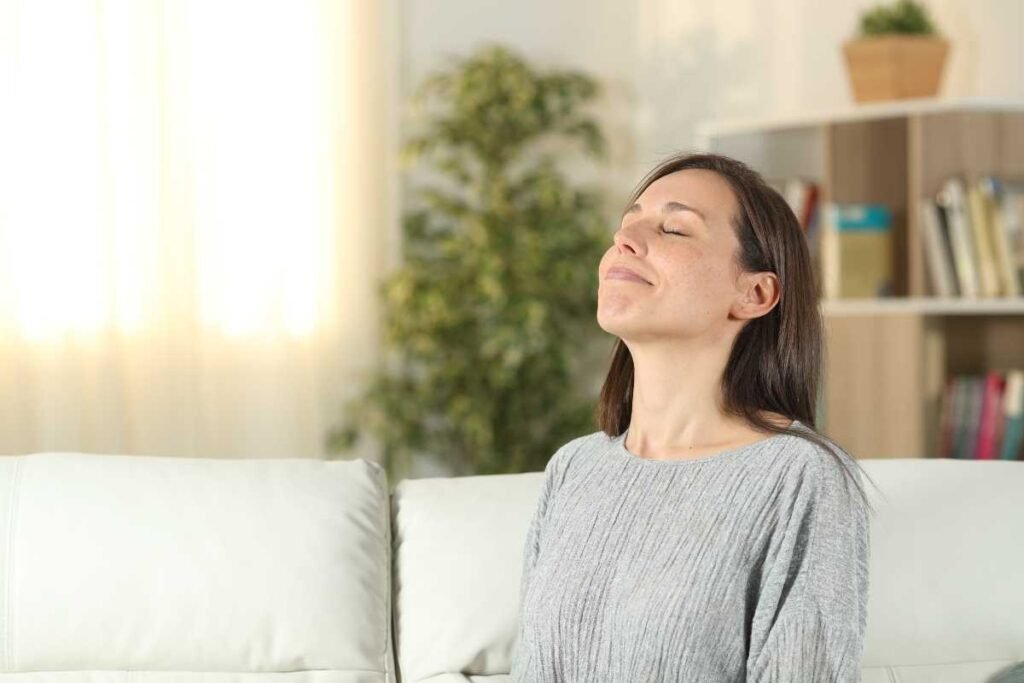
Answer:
[{"left": 843, "top": 0, "right": 949, "bottom": 103}]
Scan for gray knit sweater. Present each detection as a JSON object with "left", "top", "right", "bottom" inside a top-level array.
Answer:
[{"left": 509, "top": 420, "right": 870, "bottom": 682}]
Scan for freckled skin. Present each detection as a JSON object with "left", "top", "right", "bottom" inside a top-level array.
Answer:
[{"left": 597, "top": 169, "right": 748, "bottom": 346}]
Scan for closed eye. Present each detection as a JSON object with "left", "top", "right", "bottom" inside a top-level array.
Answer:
[{"left": 661, "top": 226, "right": 686, "bottom": 236}]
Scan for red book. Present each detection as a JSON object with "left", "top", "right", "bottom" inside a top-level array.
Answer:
[
  {"left": 975, "top": 372, "right": 1006, "bottom": 460},
  {"left": 801, "top": 184, "right": 820, "bottom": 232}
]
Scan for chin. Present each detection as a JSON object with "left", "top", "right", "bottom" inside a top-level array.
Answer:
[{"left": 596, "top": 307, "right": 635, "bottom": 338}]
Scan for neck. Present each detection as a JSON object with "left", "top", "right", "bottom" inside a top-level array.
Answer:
[{"left": 624, "top": 337, "right": 742, "bottom": 453}]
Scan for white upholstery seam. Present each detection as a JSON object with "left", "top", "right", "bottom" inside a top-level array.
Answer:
[
  {"left": 879, "top": 658, "right": 1023, "bottom": 668},
  {"left": 0, "top": 668, "right": 384, "bottom": 675},
  {"left": 4, "top": 459, "right": 24, "bottom": 672},
  {"left": 379, "top": 464, "right": 395, "bottom": 683}
]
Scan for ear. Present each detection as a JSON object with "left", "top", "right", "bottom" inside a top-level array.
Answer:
[{"left": 730, "top": 271, "right": 780, "bottom": 321}]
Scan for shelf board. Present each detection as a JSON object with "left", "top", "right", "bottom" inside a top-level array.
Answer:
[
  {"left": 696, "top": 96, "right": 1024, "bottom": 142},
  {"left": 822, "top": 297, "right": 1024, "bottom": 316}
]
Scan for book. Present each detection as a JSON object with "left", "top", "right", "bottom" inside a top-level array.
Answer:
[
  {"left": 947, "top": 376, "right": 962, "bottom": 458},
  {"left": 936, "top": 178, "right": 980, "bottom": 298},
  {"left": 799, "top": 184, "right": 820, "bottom": 233},
  {"left": 919, "top": 198, "right": 958, "bottom": 297},
  {"left": 999, "top": 182, "right": 1024, "bottom": 294},
  {"left": 980, "top": 176, "right": 1023, "bottom": 297},
  {"left": 935, "top": 201, "right": 961, "bottom": 296},
  {"left": 966, "top": 183, "right": 1001, "bottom": 297},
  {"left": 939, "top": 370, "right": 1024, "bottom": 460},
  {"left": 1001, "top": 370, "right": 1024, "bottom": 460},
  {"left": 954, "top": 376, "right": 984, "bottom": 459},
  {"left": 938, "top": 376, "right": 956, "bottom": 458},
  {"left": 780, "top": 177, "right": 821, "bottom": 237},
  {"left": 922, "top": 175, "right": 1024, "bottom": 298},
  {"left": 822, "top": 203, "right": 893, "bottom": 299},
  {"left": 975, "top": 372, "right": 1004, "bottom": 460},
  {"left": 805, "top": 195, "right": 822, "bottom": 256}
]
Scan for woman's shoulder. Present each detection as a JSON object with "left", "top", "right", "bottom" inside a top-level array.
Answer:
[
  {"left": 540, "top": 429, "right": 620, "bottom": 481},
  {"left": 777, "top": 426, "right": 869, "bottom": 512},
  {"left": 791, "top": 428, "right": 861, "bottom": 477},
  {"left": 548, "top": 430, "right": 612, "bottom": 467}
]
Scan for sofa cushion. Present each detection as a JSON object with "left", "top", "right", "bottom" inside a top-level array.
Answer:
[
  {"left": 0, "top": 453, "right": 395, "bottom": 683},
  {"left": 859, "top": 459, "right": 1024, "bottom": 682},
  {"left": 391, "top": 472, "right": 541, "bottom": 683}
]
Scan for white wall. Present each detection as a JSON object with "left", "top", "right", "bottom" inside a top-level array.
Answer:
[
  {"left": 398, "top": 0, "right": 642, "bottom": 210},
  {"left": 400, "top": 0, "right": 1024, "bottom": 188}
]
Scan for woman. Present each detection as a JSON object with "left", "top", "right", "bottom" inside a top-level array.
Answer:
[{"left": 509, "top": 152, "right": 878, "bottom": 682}]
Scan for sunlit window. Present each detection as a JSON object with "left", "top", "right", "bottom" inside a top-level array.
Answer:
[{"left": 0, "top": 0, "right": 342, "bottom": 342}]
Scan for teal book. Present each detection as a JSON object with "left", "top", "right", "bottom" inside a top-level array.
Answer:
[
  {"left": 823, "top": 203, "right": 894, "bottom": 298},
  {"left": 1000, "top": 370, "right": 1024, "bottom": 460},
  {"left": 955, "top": 376, "right": 983, "bottom": 459},
  {"left": 965, "top": 377, "right": 984, "bottom": 459}
]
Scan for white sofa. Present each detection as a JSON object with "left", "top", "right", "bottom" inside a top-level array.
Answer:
[{"left": 0, "top": 452, "right": 1021, "bottom": 683}]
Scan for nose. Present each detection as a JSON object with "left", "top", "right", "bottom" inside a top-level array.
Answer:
[{"left": 613, "top": 222, "right": 646, "bottom": 257}]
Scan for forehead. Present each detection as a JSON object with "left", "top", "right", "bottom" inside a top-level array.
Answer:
[{"left": 632, "top": 169, "right": 738, "bottom": 224}]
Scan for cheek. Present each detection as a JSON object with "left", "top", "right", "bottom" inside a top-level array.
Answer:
[{"left": 664, "top": 252, "right": 735, "bottom": 298}]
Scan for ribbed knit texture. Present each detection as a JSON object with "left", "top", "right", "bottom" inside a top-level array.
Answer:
[{"left": 509, "top": 420, "right": 870, "bottom": 683}]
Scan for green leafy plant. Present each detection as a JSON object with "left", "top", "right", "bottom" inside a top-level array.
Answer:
[
  {"left": 325, "top": 44, "right": 611, "bottom": 482},
  {"left": 858, "top": 0, "right": 938, "bottom": 36}
]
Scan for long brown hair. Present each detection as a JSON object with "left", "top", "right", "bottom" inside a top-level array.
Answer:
[{"left": 595, "top": 151, "right": 879, "bottom": 513}]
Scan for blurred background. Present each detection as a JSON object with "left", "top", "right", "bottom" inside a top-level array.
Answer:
[{"left": 1, "top": 0, "right": 1022, "bottom": 482}]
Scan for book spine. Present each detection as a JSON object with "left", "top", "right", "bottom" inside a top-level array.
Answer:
[
  {"left": 1005, "top": 192, "right": 1024, "bottom": 293},
  {"left": 935, "top": 202, "right": 961, "bottom": 297},
  {"left": 967, "top": 183, "right": 1001, "bottom": 297},
  {"left": 975, "top": 372, "right": 1004, "bottom": 460},
  {"left": 939, "top": 179, "right": 980, "bottom": 299},
  {"left": 1001, "top": 370, "right": 1024, "bottom": 460},
  {"left": 957, "top": 376, "right": 983, "bottom": 459},
  {"left": 919, "top": 198, "right": 954, "bottom": 297},
  {"left": 939, "top": 376, "right": 955, "bottom": 458},
  {"left": 981, "top": 177, "right": 1022, "bottom": 297}
]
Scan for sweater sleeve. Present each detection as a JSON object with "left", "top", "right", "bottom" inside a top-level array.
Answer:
[
  {"left": 511, "top": 443, "right": 570, "bottom": 676},
  {"left": 746, "top": 450, "right": 871, "bottom": 683},
  {"left": 518, "top": 444, "right": 565, "bottom": 604}
]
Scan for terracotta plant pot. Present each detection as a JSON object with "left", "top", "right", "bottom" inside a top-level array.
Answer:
[{"left": 843, "top": 35, "right": 950, "bottom": 103}]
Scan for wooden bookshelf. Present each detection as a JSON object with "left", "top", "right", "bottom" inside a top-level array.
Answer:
[{"left": 696, "top": 97, "right": 1024, "bottom": 459}]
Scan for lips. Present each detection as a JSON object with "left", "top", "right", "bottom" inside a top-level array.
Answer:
[{"left": 605, "top": 266, "right": 651, "bottom": 284}]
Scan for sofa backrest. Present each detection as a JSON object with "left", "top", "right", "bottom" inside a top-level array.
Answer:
[
  {"left": 3, "top": 452, "right": 1021, "bottom": 683},
  {"left": 0, "top": 453, "right": 397, "bottom": 683},
  {"left": 392, "top": 459, "right": 1024, "bottom": 683}
]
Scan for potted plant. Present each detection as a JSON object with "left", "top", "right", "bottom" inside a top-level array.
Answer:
[
  {"left": 324, "top": 44, "right": 611, "bottom": 482},
  {"left": 843, "top": 0, "right": 949, "bottom": 103}
]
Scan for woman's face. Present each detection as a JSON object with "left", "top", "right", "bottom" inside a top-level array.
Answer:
[{"left": 597, "top": 168, "right": 748, "bottom": 344}]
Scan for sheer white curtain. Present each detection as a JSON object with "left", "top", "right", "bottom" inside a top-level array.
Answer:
[{"left": 0, "top": 0, "right": 395, "bottom": 458}]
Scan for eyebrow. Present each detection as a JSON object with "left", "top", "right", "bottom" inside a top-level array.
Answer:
[{"left": 623, "top": 200, "right": 707, "bottom": 223}]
